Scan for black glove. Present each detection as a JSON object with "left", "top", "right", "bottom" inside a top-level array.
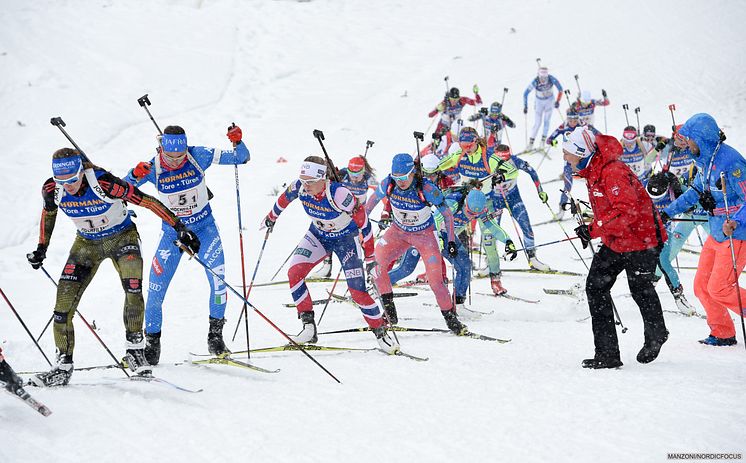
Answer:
[
  {"left": 655, "top": 140, "right": 667, "bottom": 152},
  {"left": 377, "top": 213, "right": 391, "bottom": 230},
  {"left": 562, "top": 200, "right": 580, "bottom": 215},
  {"left": 466, "top": 178, "right": 483, "bottom": 190},
  {"left": 504, "top": 240, "right": 518, "bottom": 261},
  {"left": 574, "top": 224, "right": 591, "bottom": 249},
  {"left": 447, "top": 241, "right": 458, "bottom": 258},
  {"left": 262, "top": 214, "right": 276, "bottom": 232},
  {"left": 699, "top": 190, "right": 716, "bottom": 215},
  {"left": 554, "top": 101, "right": 560, "bottom": 109},
  {"left": 491, "top": 172, "right": 506, "bottom": 187},
  {"left": 602, "top": 89, "right": 608, "bottom": 98},
  {"left": 468, "top": 114, "right": 481, "bottom": 122},
  {"left": 26, "top": 245, "right": 46, "bottom": 270},
  {"left": 176, "top": 227, "right": 201, "bottom": 254},
  {"left": 523, "top": 106, "right": 528, "bottom": 114},
  {"left": 505, "top": 118, "right": 516, "bottom": 128},
  {"left": 660, "top": 211, "right": 671, "bottom": 224}
]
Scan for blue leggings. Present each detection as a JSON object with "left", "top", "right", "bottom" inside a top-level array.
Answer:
[
  {"left": 388, "top": 236, "right": 471, "bottom": 298},
  {"left": 657, "top": 215, "right": 709, "bottom": 290},
  {"left": 145, "top": 219, "right": 227, "bottom": 334},
  {"left": 491, "top": 187, "right": 535, "bottom": 250}
]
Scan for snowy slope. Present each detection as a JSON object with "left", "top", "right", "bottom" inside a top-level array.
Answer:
[{"left": 1, "top": 1, "right": 745, "bottom": 461}]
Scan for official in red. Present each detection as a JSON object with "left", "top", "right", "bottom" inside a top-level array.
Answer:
[{"left": 565, "top": 127, "right": 669, "bottom": 369}]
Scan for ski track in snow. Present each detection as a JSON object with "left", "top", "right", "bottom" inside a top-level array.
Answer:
[{"left": 1, "top": 1, "right": 745, "bottom": 461}]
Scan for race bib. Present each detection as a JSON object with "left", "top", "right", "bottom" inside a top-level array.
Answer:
[{"left": 168, "top": 188, "right": 200, "bottom": 216}]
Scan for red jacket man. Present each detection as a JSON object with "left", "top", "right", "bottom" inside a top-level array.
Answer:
[
  {"left": 578, "top": 134, "right": 668, "bottom": 252},
  {"left": 563, "top": 127, "right": 668, "bottom": 369}
]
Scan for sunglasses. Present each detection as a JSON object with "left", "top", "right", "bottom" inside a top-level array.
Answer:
[
  {"left": 54, "top": 168, "right": 83, "bottom": 185},
  {"left": 348, "top": 168, "right": 364, "bottom": 176},
  {"left": 391, "top": 170, "right": 413, "bottom": 181},
  {"left": 300, "top": 177, "right": 325, "bottom": 186}
]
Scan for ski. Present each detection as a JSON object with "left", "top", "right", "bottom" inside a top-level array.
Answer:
[
  {"left": 3, "top": 387, "right": 52, "bottom": 416},
  {"left": 188, "top": 353, "right": 280, "bottom": 374},
  {"left": 533, "top": 217, "right": 573, "bottom": 227},
  {"left": 129, "top": 374, "right": 203, "bottom": 393},
  {"left": 380, "top": 349, "right": 429, "bottom": 362},
  {"left": 424, "top": 302, "right": 494, "bottom": 315},
  {"left": 319, "top": 326, "right": 510, "bottom": 343},
  {"left": 476, "top": 292, "right": 540, "bottom": 304},
  {"left": 233, "top": 344, "right": 377, "bottom": 354},
  {"left": 252, "top": 277, "right": 336, "bottom": 288},
  {"left": 284, "top": 291, "right": 418, "bottom": 308},
  {"left": 500, "top": 268, "right": 585, "bottom": 277},
  {"left": 515, "top": 147, "right": 547, "bottom": 157},
  {"left": 663, "top": 309, "right": 706, "bottom": 320},
  {"left": 460, "top": 330, "right": 511, "bottom": 343}
]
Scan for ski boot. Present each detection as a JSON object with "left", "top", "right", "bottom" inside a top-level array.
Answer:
[
  {"left": 29, "top": 353, "right": 74, "bottom": 387},
  {"left": 290, "top": 311, "right": 318, "bottom": 344},
  {"left": 556, "top": 209, "right": 565, "bottom": 221},
  {"left": 442, "top": 309, "right": 467, "bottom": 335},
  {"left": 0, "top": 356, "right": 24, "bottom": 395},
  {"left": 525, "top": 138, "right": 535, "bottom": 152},
  {"left": 144, "top": 331, "right": 161, "bottom": 366},
  {"left": 540, "top": 135, "right": 547, "bottom": 147},
  {"left": 454, "top": 295, "right": 481, "bottom": 320},
  {"left": 581, "top": 355, "right": 623, "bottom": 369},
  {"left": 490, "top": 272, "right": 507, "bottom": 295},
  {"left": 380, "top": 293, "right": 398, "bottom": 325},
  {"left": 373, "top": 326, "right": 399, "bottom": 354},
  {"left": 672, "top": 285, "right": 697, "bottom": 316},
  {"left": 125, "top": 332, "right": 152, "bottom": 375},
  {"left": 310, "top": 255, "right": 332, "bottom": 279},
  {"left": 698, "top": 335, "right": 737, "bottom": 346},
  {"left": 527, "top": 249, "right": 550, "bottom": 272},
  {"left": 637, "top": 330, "right": 668, "bottom": 364},
  {"left": 208, "top": 317, "right": 231, "bottom": 357}
]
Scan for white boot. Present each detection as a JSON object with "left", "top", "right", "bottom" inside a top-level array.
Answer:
[
  {"left": 556, "top": 209, "right": 565, "bottom": 221},
  {"left": 455, "top": 297, "right": 482, "bottom": 320},
  {"left": 310, "top": 256, "right": 332, "bottom": 279},
  {"left": 290, "top": 311, "right": 318, "bottom": 344},
  {"left": 525, "top": 138, "right": 535, "bottom": 151},
  {"left": 672, "top": 285, "right": 697, "bottom": 316},
  {"left": 373, "top": 327, "right": 400, "bottom": 354},
  {"left": 527, "top": 249, "right": 551, "bottom": 271}
]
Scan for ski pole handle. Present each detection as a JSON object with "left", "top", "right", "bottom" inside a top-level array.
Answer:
[
  {"left": 137, "top": 93, "right": 163, "bottom": 134},
  {"left": 50, "top": 117, "right": 91, "bottom": 163}
]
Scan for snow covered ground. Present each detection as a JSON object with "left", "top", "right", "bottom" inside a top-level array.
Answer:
[{"left": 1, "top": 0, "right": 745, "bottom": 461}]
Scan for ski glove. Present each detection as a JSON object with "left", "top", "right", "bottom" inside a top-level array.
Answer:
[
  {"left": 468, "top": 113, "right": 482, "bottom": 122},
  {"left": 175, "top": 227, "right": 201, "bottom": 255},
  {"left": 655, "top": 140, "right": 667, "bottom": 152},
  {"left": 473, "top": 84, "right": 479, "bottom": 94},
  {"left": 447, "top": 241, "right": 459, "bottom": 258},
  {"left": 436, "top": 102, "right": 445, "bottom": 112},
  {"left": 551, "top": 138, "right": 559, "bottom": 147},
  {"left": 554, "top": 101, "right": 560, "bottom": 109},
  {"left": 504, "top": 240, "right": 518, "bottom": 261},
  {"left": 698, "top": 190, "right": 717, "bottom": 215},
  {"left": 260, "top": 214, "right": 276, "bottom": 232},
  {"left": 491, "top": 172, "right": 506, "bottom": 187},
  {"left": 227, "top": 123, "right": 242, "bottom": 144},
  {"left": 538, "top": 190, "right": 549, "bottom": 204},
  {"left": 365, "top": 257, "right": 378, "bottom": 280},
  {"left": 378, "top": 211, "right": 391, "bottom": 230},
  {"left": 574, "top": 224, "right": 591, "bottom": 249},
  {"left": 523, "top": 106, "right": 528, "bottom": 114},
  {"left": 133, "top": 161, "right": 152, "bottom": 179},
  {"left": 660, "top": 211, "right": 671, "bottom": 225},
  {"left": 26, "top": 245, "right": 46, "bottom": 270}
]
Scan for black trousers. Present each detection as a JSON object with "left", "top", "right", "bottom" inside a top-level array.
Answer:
[{"left": 585, "top": 245, "right": 668, "bottom": 358}]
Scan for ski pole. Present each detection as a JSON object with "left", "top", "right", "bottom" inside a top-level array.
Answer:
[
  {"left": 543, "top": 202, "right": 590, "bottom": 270},
  {"left": 317, "top": 267, "right": 343, "bottom": 326},
  {"left": 177, "top": 241, "right": 341, "bottom": 383},
  {"left": 414, "top": 131, "right": 424, "bottom": 165},
  {"left": 634, "top": 107, "right": 641, "bottom": 134},
  {"left": 669, "top": 218, "right": 708, "bottom": 223},
  {"left": 39, "top": 266, "right": 131, "bottom": 377},
  {"left": 567, "top": 193, "right": 627, "bottom": 332},
  {"left": 50, "top": 117, "right": 91, "bottom": 163},
  {"left": 574, "top": 74, "right": 582, "bottom": 95},
  {"left": 231, "top": 228, "right": 272, "bottom": 342},
  {"left": 497, "top": 188, "right": 531, "bottom": 263},
  {"left": 270, "top": 247, "right": 295, "bottom": 281},
  {"left": 500, "top": 87, "right": 508, "bottom": 107},
  {"left": 536, "top": 58, "right": 542, "bottom": 68},
  {"left": 312, "top": 130, "right": 341, "bottom": 182},
  {"left": 231, "top": 143, "right": 251, "bottom": 357},
  {"left": 524, "top": 112, "right": 528, "bottom": 146},
  {"left": 622, "top": 104, "right": 630, "bottom": 127},
  {"left": 564, "top": 89, "right": 573, "bottom": 110},
  {"left": 137, "top": 94, "right": 162, "bottom": 134},
  {"left": 509, "top": 236, "right": 581, "bottom": 254},
  {"left": 0, "top": 287, "right": 53, "bottom": 367},
  {"left": 719, "top": 172, "right": 746, "bottom": 350},
  {"left": 363, "top": 140, "right": 374, "bottom": 159},
  {"left": 602, "top": 90, "right": 608, "bottom": 133},
  {"left": 444, "top": 75, "right": 449, "bottom": 95}
]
